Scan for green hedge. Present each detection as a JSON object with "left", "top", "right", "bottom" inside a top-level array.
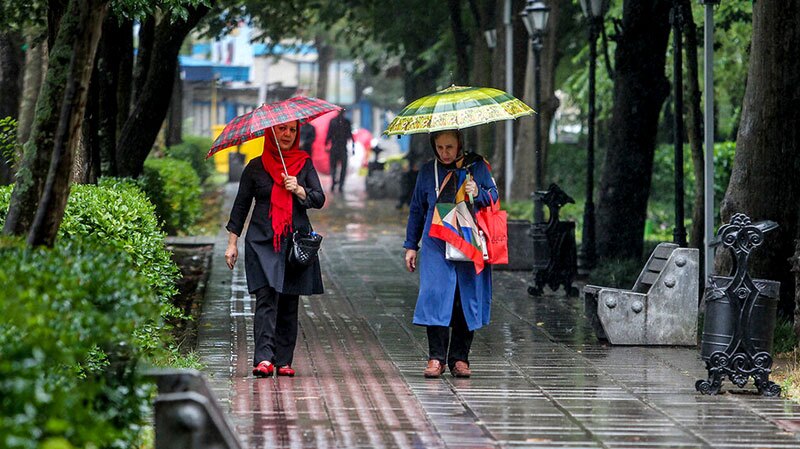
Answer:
[
  {"left": 140, "top": 158, "right": 202, "bottom": 235},
  {"left": 165, "top": 135, "right": 214, "bottom": 182},
  {"left": 0, "top": 241, "right": 159, "bottom": 449},
  {"left": 0, "top": 179, "right": 179, "bottom": 308}
]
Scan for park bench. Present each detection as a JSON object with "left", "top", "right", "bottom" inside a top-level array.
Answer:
[{"left": 584, "top": 242, "right": 699, "bottom": 345}]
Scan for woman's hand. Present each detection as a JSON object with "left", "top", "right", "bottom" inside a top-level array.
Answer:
[
  {"left": 282, "top": 173, "right": 307, "bottom": 200},
  {"left": 226, "top": 233, "right": 239, "bottom": 270},
  {"left": 405, "top": 249, "right": 417, "bottom": 273},
  {"left": 464, "top": 178, "right": 478, "bottom": 197}
]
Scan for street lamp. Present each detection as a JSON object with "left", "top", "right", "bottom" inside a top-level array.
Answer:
[
  {"left": 577, "top": 0, "right": 609, "bottom": 270},
  {"left": 671, "top": 0, "right": 687, "bottom": 247},
  {"left": 520, "top": 0, "right": 550, "bottom": 224},
  {"left": 700, "top": 0, "right": 720, "bottom": 284}
]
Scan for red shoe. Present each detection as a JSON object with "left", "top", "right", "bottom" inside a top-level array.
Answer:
[
  {"left": 252, "top": 361, "right": 274, "bottom": 377},
  {"left": 276, "top": 365, "right": 295, "bottom": 377}
]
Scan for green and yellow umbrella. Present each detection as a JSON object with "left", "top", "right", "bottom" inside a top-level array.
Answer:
[{"left": 384, "top": 85, "right": 534, "bottom": 136}]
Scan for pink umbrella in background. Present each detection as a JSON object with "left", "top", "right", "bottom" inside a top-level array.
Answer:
[
  {"left": 308, "top": 110, "right": 339, "bottom": 175},
  {"left": 352, "top": 128, "right": 373, "bottom": 168}
]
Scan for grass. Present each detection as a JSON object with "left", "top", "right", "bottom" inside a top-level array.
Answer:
[
  {"left": 774, "top": 350, "right": 800, "bottom": 400},
  {"left": 186, "top": 175, "right": 225, "bottom": 236}
]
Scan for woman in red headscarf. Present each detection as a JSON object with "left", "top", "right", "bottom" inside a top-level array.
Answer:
[{"left": 225, "top": 120, "right": 325, "bottom": 378}]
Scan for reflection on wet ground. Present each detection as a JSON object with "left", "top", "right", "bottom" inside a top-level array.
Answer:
[{"left": 196, "top": 176, "right": 800, "bottom": 448}]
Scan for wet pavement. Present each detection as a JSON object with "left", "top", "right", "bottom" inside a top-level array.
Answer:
[{"left": 196, "top": 175, "right": 800, "bottom": 448}]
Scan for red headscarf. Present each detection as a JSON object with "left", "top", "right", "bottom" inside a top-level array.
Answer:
[{"left": 261, "top": 123, "right": 310, "bottom": 251}]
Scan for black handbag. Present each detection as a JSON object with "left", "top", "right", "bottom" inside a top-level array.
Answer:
[{"left": 287, "top": 229, "right": 323, "bottom": 267}]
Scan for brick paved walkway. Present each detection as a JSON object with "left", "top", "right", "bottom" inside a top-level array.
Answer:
[{"left": 197, "top": 179, "right": 800, "bottom": 449}]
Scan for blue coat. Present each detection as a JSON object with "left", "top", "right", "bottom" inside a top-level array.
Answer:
[{"left": 404, "top": 156, "right": 498, "bottom": 331}]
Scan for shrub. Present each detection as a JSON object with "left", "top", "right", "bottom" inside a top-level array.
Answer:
[
  {"left": 774, "top": 318, "right": 799, "bottom": 354},
  {"left": 165, "top": 135, "right": 214, "bottom": 182},
  {"left": 0, "top": 240, "right": 160, "bottom": 449},
  {"left": 140, "top": 158, "right": 202, "bottom": 235},
  {"left": 0, "top": 180, "right": 180, "bottom": 307},
  {"left": 587, "top": 257, "right": 643, "bottom": 289},
  {"left": 0, "top": 116, "right": 18, "bottom": 167}
]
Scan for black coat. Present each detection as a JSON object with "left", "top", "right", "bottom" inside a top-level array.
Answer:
[{"left": 227, "top": 158, "right": 325, "bottom": 295}]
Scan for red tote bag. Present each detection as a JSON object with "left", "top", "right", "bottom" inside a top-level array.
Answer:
[{"left": 476, "top": 198, "right": 508, "bottom": 265}]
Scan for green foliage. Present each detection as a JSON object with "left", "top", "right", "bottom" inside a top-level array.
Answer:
[
  {"left": 547, "top": 142, "right": 589, "bottom": 197},
  {"left": 0, "top": 117, "right": 19, "bottom": 167},
  {"left": 140, "top": 158, "right": 202, "bottom": 235},
  {"left": 164, "top": 135, "right": 214, "bottom": 182},
  {"left": 587, "top": 257, "right": 643, "bottom": 289},
  {"left": 649, "top": 141, "right": 736, "bottom": 239},
  {"left": 0, "top": 241, "right": 159, "bottom": 449},
  {"left": 0, "top": 0, "right": 46, "bottom": 30},
  {"left": 0, "top": 179, "right": 180, "bottom": 307},
  {"left": 774, "top": 318, "right": 799, "bottom": 354}
]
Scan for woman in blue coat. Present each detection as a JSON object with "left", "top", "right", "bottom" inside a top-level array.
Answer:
[{"left": 403, "top": 129, "right": 498, "bottom": 378}]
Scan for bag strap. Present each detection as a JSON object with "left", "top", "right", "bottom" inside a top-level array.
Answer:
[{"left": 434, "top": 160, "right": 440, "bottom": 197}]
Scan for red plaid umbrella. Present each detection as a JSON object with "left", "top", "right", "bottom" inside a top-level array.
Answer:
[{"left": 206, "top": 96, "right": 342, "bottom": 159}]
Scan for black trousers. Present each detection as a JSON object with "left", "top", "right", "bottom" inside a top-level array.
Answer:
[
  {"left": 329, "top": 149, "right": 348, "bottom": 190},
  {"left": 253, "top": 286, "right": 299, "bottom": 367},
  {"left": 426, "top": 287, "right": 474, "bottom": 370}
]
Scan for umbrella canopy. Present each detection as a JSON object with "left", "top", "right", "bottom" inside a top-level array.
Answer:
[
  {"left": 206, "top": 96, "right": 342, "bottom": 159},
  {"left": 384, "top": 85, "right": 534, "bottom": 136}
]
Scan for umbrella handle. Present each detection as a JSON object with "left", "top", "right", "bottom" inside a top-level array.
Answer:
[
  {"left": 467, "top": 173, "right": 474, "bottom": 204},
  {"left": 271, "top": 128, "right": 289, "bottom": 176}
]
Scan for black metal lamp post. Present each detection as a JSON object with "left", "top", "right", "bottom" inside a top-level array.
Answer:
[
  {"left": 577, "top": 0, "right": 608, "bottom": 270},
  {"left": 671, "top": 0, "right": 688, "bottom": 247},
  {"left": 520, "top": 0, "right": 550, "bottom": 224}
]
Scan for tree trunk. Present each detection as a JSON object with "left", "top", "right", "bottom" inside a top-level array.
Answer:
[
  {"left": 0, "top": 30, "right": 23, "bottom": 119},
  {"left": 719, "top": 0, "right": 800, "bottom": 318},
  {"left": 681, "top": 0, "right": 705, "bottom": 273},
  {"left": 166, "top": 64, "right": 183, "bottom": 147},
  {"left": 77, "top": 72, "right": 98, "bottom": 184},
  {"left": 115, "top": 6, "right": 208, "bottom": 178},
  {"left": 490, "top": 0, "right": 505, "bottom": 189},
  {"left": 28, "top": 0, "right": 108, "bottom": 246},
  {"left": 511, "top": 0, "right": 527, "bottom": 115},
  {"left": 46, "top": 0, "right": 68, "bottom": 52},
  {"left": 794, "top": 241, "right": 800, "bottom": 338},
  {"left": 315, "top": 33, "right": 332, "bottom": 100},
  {"left": 470, "top": 0, "right": 494, "bottom": 160},
  {"left": 0, "top": 30, "right": 24, "bottom": 184},
  {"left": 3, "top": 0, "right": 108, "bottom": 243},
  {"left": 132, "top": 16, "right": 154, "bottom": 103},
  {"left": 404, "top": 61, "right": 440, "bottom": 166},
  {"left": 18, "top": 34, "right": 47, "bottom": 146},
  {"left": 93, "top": 15, "right": 124, "bottom": 177},
  {"left": 595, "top": 0, "right": 672, "bottom": 260},
  {"left": 116, "top": 19, "right": 133, "bottom": 149},
  {"left": 448, "top": 0, "right": 471, "bottom": 85}
]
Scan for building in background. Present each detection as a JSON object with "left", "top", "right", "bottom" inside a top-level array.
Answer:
[{"left": 178, "top": 23, "right": 378, "bottom": 138}]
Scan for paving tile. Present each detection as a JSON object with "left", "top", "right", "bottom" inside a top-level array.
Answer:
[{"left": 195, "top": 181, "right": 800, "bottom": 448}]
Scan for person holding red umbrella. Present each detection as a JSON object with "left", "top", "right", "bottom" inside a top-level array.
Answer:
[{"left": 224, "top": 120, "right": 325, "bottom": 378}]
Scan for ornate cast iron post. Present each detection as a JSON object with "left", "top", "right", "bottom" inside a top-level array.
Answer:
[{"left": 696, "top": 213, "right": 781, "bottom": 397}]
